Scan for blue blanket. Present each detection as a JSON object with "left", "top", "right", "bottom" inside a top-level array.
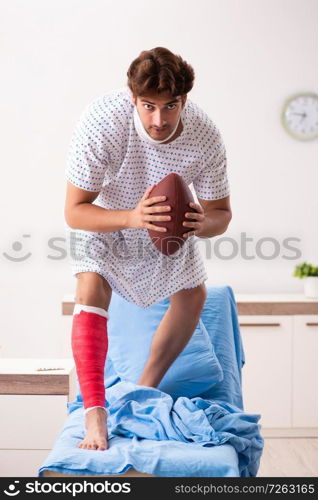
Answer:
[{"left": 38, "top": 286, "right": 264, "bottom": 477}]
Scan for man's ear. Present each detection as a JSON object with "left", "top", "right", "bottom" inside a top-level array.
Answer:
[
  {"left": 130, "top": 92, "right": 137, "bottom": 106},
  {"left": 181, "top": 94, "right": 187, "bottom": 108}
]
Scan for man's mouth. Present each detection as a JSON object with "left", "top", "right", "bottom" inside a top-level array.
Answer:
[{"left": 153, "top": 127, "right": 167, "bottom": 133}]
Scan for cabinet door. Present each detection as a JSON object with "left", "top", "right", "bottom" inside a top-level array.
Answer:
[
  {"left": 0, "top": 450, "right": 49, "bottom": 477},
  {"left": 239, "top": 315, "right": 293, "bottom": 428},
  {"left": 293, "top": 316, "right": 318, "bottom": 427},
  {"left": 0, "top": 395, "right": 68, "bottom": 449}
]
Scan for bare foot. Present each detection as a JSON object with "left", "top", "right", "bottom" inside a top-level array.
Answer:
[{"left": 78, "top": 407, "right": 108, "bottom": 451}]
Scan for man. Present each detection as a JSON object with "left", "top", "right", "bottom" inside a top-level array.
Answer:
[{"left": 64, "top": 47, "right": 232, "bottom": 451}]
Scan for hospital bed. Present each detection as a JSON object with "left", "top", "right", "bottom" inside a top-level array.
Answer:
[{"left": 38, "top": 286, "right": 264, "bottom": 477}]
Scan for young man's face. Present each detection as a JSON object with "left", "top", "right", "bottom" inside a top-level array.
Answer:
[{"left": 131, "top": 90, "right": 187, "bottom": 141}]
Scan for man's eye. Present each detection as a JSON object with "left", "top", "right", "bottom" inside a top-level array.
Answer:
[{"left": 143, "top": 104, "right": 177, "bottom": 110}]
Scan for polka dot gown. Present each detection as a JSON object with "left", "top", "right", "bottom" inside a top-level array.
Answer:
[{"left": 65, "top": 87, "right": 230, "bottom": 308}]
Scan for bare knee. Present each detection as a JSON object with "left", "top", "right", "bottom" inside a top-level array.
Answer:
[
  {"left": 170, "top": 283, "right": 207, "bottom": 318},
  {"left": 75, "top": 272, "right": 112, "bottom": 309}
]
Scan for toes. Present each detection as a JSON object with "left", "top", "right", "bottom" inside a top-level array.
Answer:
[
  {"left": 77, "top": 439, "right": 107, "bottom": 451},
  {"left": 101, "top": 441, "right": 108, "bottom": 451}
]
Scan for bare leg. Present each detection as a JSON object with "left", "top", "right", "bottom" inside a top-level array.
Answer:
[
  {"left": 138, "top": 283, "right": 207, "bottom": 388},
  {"left": 74, "top": 272, "right": 112, "bottom": 451}
]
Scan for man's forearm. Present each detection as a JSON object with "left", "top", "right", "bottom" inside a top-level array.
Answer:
[
  {"left": 66, "top": 203, "right": 131, "bottom": 233},
  {"left": 197, "top": 208, "right": 232, "bottom": 238}
]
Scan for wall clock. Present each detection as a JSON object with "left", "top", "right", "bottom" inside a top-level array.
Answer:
[{"left": 281, "top": 92, "right": 318, "bottom": 141}]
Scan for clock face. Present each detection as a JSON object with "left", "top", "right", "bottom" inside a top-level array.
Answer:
[{"left": 281, "top": 92, "right": 318, "bottom": 140}]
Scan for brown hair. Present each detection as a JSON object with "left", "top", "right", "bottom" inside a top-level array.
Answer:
[{"left": 127, "top": 47, "right": 195, "bottom": 97}]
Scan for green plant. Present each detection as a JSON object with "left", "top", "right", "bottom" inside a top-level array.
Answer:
[{"left": 293, "top": 261, "right": 318, "bottom": 279}]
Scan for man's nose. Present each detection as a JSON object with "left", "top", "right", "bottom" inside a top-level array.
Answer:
[{"left": 152, "top": 110, "right": 166, "bottom": 127}]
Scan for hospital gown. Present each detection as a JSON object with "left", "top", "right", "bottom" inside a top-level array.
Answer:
[{"left": 65, "top": 87, "right": 230, "bottom": 307}]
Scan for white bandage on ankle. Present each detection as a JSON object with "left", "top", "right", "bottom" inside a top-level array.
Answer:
[
  {"left": 73, "top": 304, "right": 109, "bottom": 319},
  {"left": 84, "top": 406, "right": 107, "bottom": 416}
]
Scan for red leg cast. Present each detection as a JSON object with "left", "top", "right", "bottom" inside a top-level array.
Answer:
[{"left": 71, "top": 310, "right": 108, "bottom": 410}]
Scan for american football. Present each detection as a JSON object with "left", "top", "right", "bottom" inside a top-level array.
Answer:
[{"left": 147, "top": 173, "right": 198, "bottom": 256}]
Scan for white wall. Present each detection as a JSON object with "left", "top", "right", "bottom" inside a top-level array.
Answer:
[{"left": 1, "top": 0, "right": 317, "bottom": 358}]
